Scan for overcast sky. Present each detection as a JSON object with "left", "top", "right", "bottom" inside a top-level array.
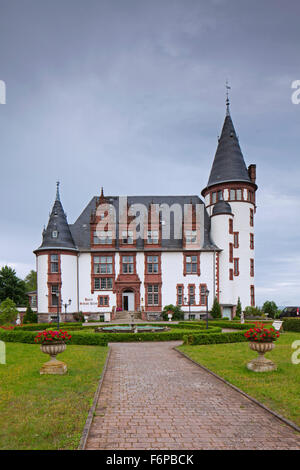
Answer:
[{"left": 0, "top": 0, "right": 299, "bottom": 306}]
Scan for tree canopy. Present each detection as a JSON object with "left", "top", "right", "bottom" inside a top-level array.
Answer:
[
  {"left": 0, "top": 266, "right": 27, "bottom": 305},
  {"left": 0, "top": 298, "right": 19, "bottom": 325},
  {"left": 24, "top": 270, "right": 37, "bottom": 292}
]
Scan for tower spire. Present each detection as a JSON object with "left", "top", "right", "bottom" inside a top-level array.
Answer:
[
  {"left": 225, "top": 80, "right": 231, "bottom": 116},
  {"left": 56, "top": 181, "right": 60, "bottom": 201}
]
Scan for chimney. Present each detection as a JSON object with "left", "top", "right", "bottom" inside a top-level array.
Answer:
[{"left": 248, "top": 164, "right": 256, "bottom": 184}]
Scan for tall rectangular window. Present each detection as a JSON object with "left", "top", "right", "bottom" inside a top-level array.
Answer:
[
  {"left": 229, "top": 219, "right": 233, "bottom": 234},
  {"left": 212, "top": 192, "right": 217, "bottom": 204},
  {"left": 147, "top": 256, "right": 159, "bottom": 273},
  {"left": 51, "top": 284, "right": 59, "bottom": 306},
  {"left": 230, "top": 189, "right": 236, "bottom": 200},
  {"left": 199, "top": 284, "right": 207, "bottom": 306},
  {"left": 250, "top": 285, "right": 255, "bottom": 306},
  {"left": 147, "top": 284, "right": 159, "bottom": 306},
  {"left": 94, "top": 256, "right": 113, "bottom": 274},
  {"left": 236, "top": 189, "right": 242, "bottom": 200},
  {"left": 177, "top": 285, "right": 183, "bottom": 305},
  {"left": 122, "top": 256, "right": 134, "bottom": 273},
  {"left": 188, "top": 285, "right": 195, "bottom": 305},
  {"left": 233, "top": 258, "right": 239, "bottom": 276},
  {"left": 229, "top": 243, "right": 233, "bottom": 263},
  {"left": 229, "top": 269, "right": 233, "bottom": 280},
  {"left": 50, "top": 254, "right": 59, "bottom": 273},
  {"left": 233, "top": 232, "right": 239, "bottom": 248},
  {"left": 250, "top": 209, "right": 254, "bottom": 227},
  {"left": 250, "top": 259, "right": 254, "bottom": 277},
  {"left": 250, "top": 233, "right": 254, "bottom": 249},
  {"left": 217, "top": 190, "right": 223, "bottom": 201}
]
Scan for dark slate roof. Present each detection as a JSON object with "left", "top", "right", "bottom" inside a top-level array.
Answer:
[
  {"left": 212, "top": 200, "right": 232, "bottom": 215},
  {"left": 69, "top": 195, "right": 218, "bottom": 251},
  {"left": 37, "top": 196, "right": 77, "bottom": 251},
  {"left": 204, "top": 113, "right": 251, "bottom": 189}
]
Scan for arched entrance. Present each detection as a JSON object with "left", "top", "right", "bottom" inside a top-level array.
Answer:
[{"left": 122, "top": 289, "right": 135, "bottom": 311}]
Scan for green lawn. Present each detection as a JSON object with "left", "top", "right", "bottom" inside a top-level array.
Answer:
[
  {"left": 0, "top": 342, "right": 108, "bottom": 450},
  {"left": 178, "top": 332, "right": 300, "bottom": 427}
]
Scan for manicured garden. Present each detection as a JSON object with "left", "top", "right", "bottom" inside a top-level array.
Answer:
[
  {"left": 178, "top": 331, "right": 300, "bottom": 426},
  {"left": 0, "top": 342, "right": 108, "bottom": 450}
]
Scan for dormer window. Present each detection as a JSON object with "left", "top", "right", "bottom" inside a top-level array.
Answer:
[
  {"left": 122, "top": 231, "right": 133, "bottom": 244},
  {"left": 93, "top": 231, "right": 112, "bottom": 244},
  {"left": 185, "top": 230, "right": 197, "bottom": 244},
  {"left": 52, "top": 230, "right": 58, "bottom": 238},
  {"left": 147, "top": 231, "right": 159, "bottom": 244}
]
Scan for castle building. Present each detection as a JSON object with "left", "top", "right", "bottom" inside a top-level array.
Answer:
[{"left": 34, "top": 103, "right": 257, "bottom": 322}]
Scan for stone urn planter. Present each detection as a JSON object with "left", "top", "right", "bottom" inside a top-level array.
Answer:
[
  {"left": 245, "top": 324, "right": 279, "bottom": 372},
  {"left": 40, "top": 342, "right": 67, "bottom": 375},
  {"left": 35, "top": 330, "right": 71, "bottom": 375},
  {"left": 247, "top": 341, "right": 276, "bottom": 372}
]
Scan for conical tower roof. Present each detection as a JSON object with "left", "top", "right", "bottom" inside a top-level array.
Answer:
[
  {"left": 204, "top": 111, "right": 251, "bottom": 191},
  {"left": 37, "top": 182, "right": 77, "bottom": 251}
]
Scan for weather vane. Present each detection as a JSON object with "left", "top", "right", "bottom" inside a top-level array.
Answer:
[
  {"left": 56, "top": 181, "right": 60, "bottom": 201},
  {"left": 226, "top": 80, "right": 231, "bottom": 115}
]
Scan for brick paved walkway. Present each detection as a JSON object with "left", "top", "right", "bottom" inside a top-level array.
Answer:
[{"left": 85, "top": 342, "right": 300, "bottom": 450}]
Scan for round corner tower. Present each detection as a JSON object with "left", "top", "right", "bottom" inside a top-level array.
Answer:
[
  {"left": 34, "top": 183, "right": 78, "bottom": 321},
  {"left": 201, "top": 103, "right": 257, "bottom": 316}
]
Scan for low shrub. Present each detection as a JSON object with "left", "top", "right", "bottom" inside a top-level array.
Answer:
[
  {"left": 179, "top": 321, "right": 256, "bottom": 330},
  {"left": 161, "top": 305, "right": 184, "bottom": 321},
  {"left": 283, "top": 318, "right": 300, "bottom": 332},
  {"left": 183, "top": 331, "right": 247, "bottom": 345}
]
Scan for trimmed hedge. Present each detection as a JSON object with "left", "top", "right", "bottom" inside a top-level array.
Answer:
[
  {"left": 183, "top": 331, "right": 247, "bottom": 345},
  {"left": 179, "top": 321, "right": 256, "bottom": 330},
  {"left": 0, "top": 329, "right": 108, "bottom": 346},
  {"left": 0, "top": 326, "right": 221, "bottom": 346},
  {"left": 283, "top": 318, "right": 300, "bottom": 332},
  {"left": 18, "top": 322, "right": 82, "bottom": 331}
]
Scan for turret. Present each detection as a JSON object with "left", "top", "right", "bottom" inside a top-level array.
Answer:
[
  {"left": 202, "top": 97, "right": 257, "bottom": 315},
  {"left": 34, "top": 183, "right": 78, "bottom": 319}
]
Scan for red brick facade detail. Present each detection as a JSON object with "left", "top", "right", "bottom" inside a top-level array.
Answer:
[
  {"left": 144, "top": 252, "right": 162, "bottom": 311},
  {"left": 114, "top": 252, "right": 141, "bottom": 311}
]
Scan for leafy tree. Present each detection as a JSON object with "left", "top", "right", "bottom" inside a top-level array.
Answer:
[
  {"left": 24, "top": 270, "right": 37, "bottom": 292},
  {"left": 236, "top": 297, "right": 242, "bottom": 318},
  {"left": 211, "top": 296, "right": 222, "bottom": 319},
  {"left": 0, "top": 298, "right": 18, "bottom": 325},
  {"left": 262, "top": 300, "right": 278, "bottom": 319},
  {"left": 23, "top": 305, "right": 38, "bottom": 324},
  {"left": 0, "top": 266, "right": 27, "bottom": 305},
  {"left": 162, "top": 304, "right": 184, "bottom": 321},
  {"left": 244, "top": 306, "right": 263, "bottom": 317}
]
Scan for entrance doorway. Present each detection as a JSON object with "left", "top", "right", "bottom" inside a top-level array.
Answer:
[{"left": 122, "top": 290, "right": 135, "bottom": 311}]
